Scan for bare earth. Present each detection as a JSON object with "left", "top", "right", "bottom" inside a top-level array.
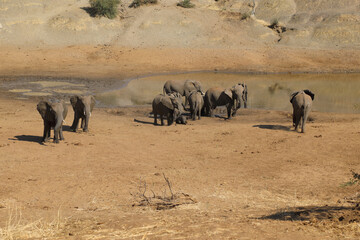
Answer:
[{"left": 1, "top": 0, "right": 360, "bottom": 239}]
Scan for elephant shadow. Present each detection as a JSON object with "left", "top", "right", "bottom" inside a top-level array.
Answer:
[
  {"left": 259, "top": 205, "right": 354, "bottom": 222},
  {"left": 252, "top": 124, "right": 291, "bottom": 131},
  {"left": 214, "top": 114, "right": 228, "bottom": 120},
  {"left": 62, "top": 125, "right": 74, "bottom": 132},
  {"left": 10, "top": 135, "right": 44, "bottom": 144},
  {"left": 134, "top": 118, "right": 157, "bottom": 125}
]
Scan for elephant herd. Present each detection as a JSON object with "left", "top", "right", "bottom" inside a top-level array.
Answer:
[
  {"left": 153, "top": 79, "right": 248, "bottom": 125},
  {"left": 154, "top": 79, "right": 315, "bottom": 133},
  {"left": 36, "top": 80, "right": 315, "bottom": 144}
]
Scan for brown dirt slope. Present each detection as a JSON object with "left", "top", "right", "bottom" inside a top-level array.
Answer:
[{"left": 0, "top": 0, "right": 360, "bottom": 78}]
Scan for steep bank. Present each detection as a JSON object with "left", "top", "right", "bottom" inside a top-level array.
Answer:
[{"left": 1, "top": 0, "right": 360, "bottom": 78}]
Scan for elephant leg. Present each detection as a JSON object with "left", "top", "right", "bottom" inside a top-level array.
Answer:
[
  {"left": 72, "top": 115, "right": 80, "bottom": 132},
  {"left": 42, "top": 122, "right": 50, "bottom": 142},
  {"left": 53, "top": 128, "right": 60, "bottom": 143},
  {"left": 167, "top": 113, "right": 173, "bottom": 126},
  {"left": 60, "top": 124, "right": 65, "bottom": 140},
  {"left": 160, "top": 115, "right": 164, "bottom": 126},
  {"left": 210, "top": 106, "right": 215, "bottom": 118},
  {"left": 205, "top": 104, "right": 210, "bottom": 116},
  {"left": 294, "top": 111, "right": 301, "bottom": 132},
  {"left": 226, "top": 104, "right": 233, "bottom": 119},
  {"left": 83, "top": 117, "right": 89, "bottom": 132},
  {"left": 154, "top": 113, "right": 157, "bottom": 125},
  {"left": 301, "top": 107, "right": 310, "bottom": 133},
  {"left": 191, "top": 109, "right": 195, "bottom": 120}
]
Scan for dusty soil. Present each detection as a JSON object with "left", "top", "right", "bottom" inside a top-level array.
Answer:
[
  {"left": 1, "top": 0, "right": 360, "bottom": 239},
  {"left": 1, "top": 96, "right": 360, "bottom": 239}
]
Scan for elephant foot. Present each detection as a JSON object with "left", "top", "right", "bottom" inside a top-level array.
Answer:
[
  {"left": 54, "top": 139, "right": 60, "bottom": 144},
  {"left": 83, "top": 129, "right": 89, "bottom": 133}
]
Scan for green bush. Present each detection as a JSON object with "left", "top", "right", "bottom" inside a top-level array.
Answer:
[
  {"left": 89, "top": 0, "right": 120, "bottom": 19},
  {"left": 129, "top": 0, "right": 157, "bottom": 8},
  {"left": 177, "top": 0, "right": 195, "bottom": 8}
]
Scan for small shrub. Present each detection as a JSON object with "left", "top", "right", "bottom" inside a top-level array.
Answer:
[
  {"left": 241, "top": 12, "right": 250, "bottom": 20},
  {"left": 89, "top": 0, "right": 120, "bottom": 19},
  {"left": 177, "top": 0, "right": 195, "bottom": 8},
  {"left": 269, "top": 18, "right": 279, "bottom": 28},
  {"left": 129, "top": 0, "right": 157, "bottom": 8},
  {"left": 342, "top": 170, "right": 360, "bottom": 187}
]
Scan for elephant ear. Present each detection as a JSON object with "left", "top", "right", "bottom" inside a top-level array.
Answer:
[
  {"left": 290, "top": 91, "right": 299, "bottom": 103},
  {"left": 162, "top": 96, "right": 175, "bottom": 110},
  {"left": 37, "top": 101, "right": 49, "bottom": 119},
  {"left": 70, "top": 95, "right": 79, "bottom": 110},
  {"left": 303, "top": 89, "right": 315, "bottom": 101},
  {"left": 224, "top": 88, "right": 233, "bottom": 100}
]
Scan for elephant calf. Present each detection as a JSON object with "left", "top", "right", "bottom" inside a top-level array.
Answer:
[
  {"left": 290, "top": 89, "right": 315, "bottom": 133},
  {"left": 188, "top": 90, "right": 204, "bottom": 120},
  {"left": 37, "top": 100, "right": 68, "bottom": 143},
  {"left": 152, "top": 93, "right": 185, "bottom": 126},
  {"left": 70, "top": 95, "right": 96, "bottom": 132}
]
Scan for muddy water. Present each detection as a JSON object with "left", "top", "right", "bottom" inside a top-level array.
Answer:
[
  {"left": 96, "top": 72, "right": 360, "bottom": 114},
  {"left": 2, "top": 73, "right": 360, "bottom": 113}
]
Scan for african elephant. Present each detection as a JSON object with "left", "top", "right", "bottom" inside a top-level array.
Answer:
[
  {"left": 152, "top": 92, "right": 186, "bottom": 126},
  {"left": 188, "top": 90, "right": 204, "bottom": 120},
  {"left": 163, "top": 79, "right": 204, "bottom": 107},
  {"left": 290, "top": 89, "right": 315, "bottom": 133},
  {"left": 204, "top": 83, "right": 247, "bottom": 119},
  {"left": 70, "top": 95, "right": 96, "bottom": 132},
  {"left": 37, "top": 100, "right": 68, "bottom": 143}
]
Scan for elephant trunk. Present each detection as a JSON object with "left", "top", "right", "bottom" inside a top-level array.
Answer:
[
  {"left": 243, "top": 92, "right": 248, "bottom": 108},
  {"left": 53, "top": 114, "right": 63, "bottom": 143},
  {"left": 84, "top": 106, "right": 91, "bottom": 132}
]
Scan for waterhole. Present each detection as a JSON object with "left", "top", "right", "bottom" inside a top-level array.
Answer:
[
  {"left": 96, "top": 72, "right": 360, "bottom": 113},
  {"left": 2, "top": 73, "right": 360, "bottom": 113}
]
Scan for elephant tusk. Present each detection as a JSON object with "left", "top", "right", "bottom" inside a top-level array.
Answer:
[
  {"left": 89, "top": 112, "right": 92, "bottom": 117},
  {"left": 62, "top": 120, "right": 66, "bottom": 124}
]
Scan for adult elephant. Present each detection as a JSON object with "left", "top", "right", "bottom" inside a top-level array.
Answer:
[
  {"left": 204, "top": 83, "right": 247, "bottom": 119},
  {"left": 70, "top": 95, "right": 96, "bottom": 132},
  {"left": 152, "top": 92, "right": 186, "bottom": 126},
  {"left": 37, "top": 100, "right": 68, "bottom": 143},
  {"left": 163, "top": 79, "right": 203, "bottom": 106},
  {"left": 290, "top": 89, "right": 315, "bottom": 133}
]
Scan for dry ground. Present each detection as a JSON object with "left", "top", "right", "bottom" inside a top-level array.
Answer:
[
  {"left": 1, "top": 0, "right": 360, "bottom": 239},
  {"left": 0, "top": 94, "right": 360, "bottom": 239}
]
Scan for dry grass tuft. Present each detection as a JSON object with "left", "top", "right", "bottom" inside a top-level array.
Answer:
[{"left": 0, "top": 205, "right": 65, "bottom": 240}]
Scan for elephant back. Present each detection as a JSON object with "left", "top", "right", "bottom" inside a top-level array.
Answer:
[
  {"left": 163, "top": 80, "right": 186, "bottom": 95},
  {"left": 152, "top": 94, "right": 174, "bottom": 111}
]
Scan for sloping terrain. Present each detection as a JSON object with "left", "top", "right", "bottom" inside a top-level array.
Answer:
[{"left": 1, "top": 0, "right": 360, "bottom": 48}]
